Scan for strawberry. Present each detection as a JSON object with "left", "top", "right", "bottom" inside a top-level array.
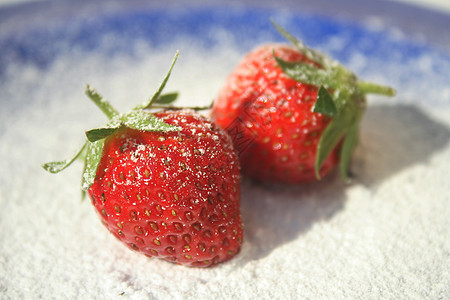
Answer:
[
  {"left": 212, "top": 21, "right": 395, "bottom": 184},
  {"left": 43, "top": 52, "right": 243, "bottom": 267}
]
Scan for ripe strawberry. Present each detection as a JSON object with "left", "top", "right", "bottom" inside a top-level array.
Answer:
[
  {"left": 212, "top": 21, "right": 395, "bottom": 183},
  {"left": 43, "top": 52, "right": 243, "bottom": 267}
]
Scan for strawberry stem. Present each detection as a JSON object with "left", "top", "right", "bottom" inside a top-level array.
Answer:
[
  {"left": 149, "top": 103, "right": 213, "bottom": 111},
  {"left": 357, "top": 81, "right": 396, "bottom": 96}
]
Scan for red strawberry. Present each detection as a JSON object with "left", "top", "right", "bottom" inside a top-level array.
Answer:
[
  {"left": 212, "top": 21, "right": 395, "bottom": 184},
  {"left": 43, "top": 52, "right": 243, "bottom": 267}
]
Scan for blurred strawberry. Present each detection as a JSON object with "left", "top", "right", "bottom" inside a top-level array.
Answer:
[{"left": 212, "top": 21, "right": 395, "bottom": 184}]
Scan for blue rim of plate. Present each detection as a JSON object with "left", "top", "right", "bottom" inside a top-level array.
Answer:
[{"left": 0, "top": 0, "right": 449, "bottom": 82}]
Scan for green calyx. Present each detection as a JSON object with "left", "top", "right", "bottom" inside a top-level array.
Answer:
[
  {"left": 42, "top": 51, "right": 186, "bottom": 191},
  {"left": 271, "top": 20, "right": 396, "bottom": 181}
]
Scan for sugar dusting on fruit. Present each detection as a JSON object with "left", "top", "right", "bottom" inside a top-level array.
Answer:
[
  {"left": 1, "top": 13, "right": 450, "bottom": 299},
  {"left": 85, "top": 109, "right": 243, "bottom": 267}
]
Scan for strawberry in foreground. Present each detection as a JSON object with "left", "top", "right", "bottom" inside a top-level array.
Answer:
[
  {"left": 43, "top": 52, "right": 243, "bottom": 267},
  {"left": 212, "top": 21, "right": 396, "bottom": 184}
]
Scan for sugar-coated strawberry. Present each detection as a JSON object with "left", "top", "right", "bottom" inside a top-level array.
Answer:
[
  {"left": 89, "top": 110, "right": 242, "bottom": 267},
  {"left": 212, "top": 21, "right": 395, "bottom": 184},
  {"left": 43, "top": 52, "right": 243, "bottom": 267}
]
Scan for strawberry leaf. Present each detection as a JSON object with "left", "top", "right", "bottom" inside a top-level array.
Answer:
[
  {"left": 273, "top": 54, "right": 339, "bottom": 89},
  {"left": 85, "top": 85, "right": 119, "bottom": 120},
  {"left": 42, "top": 142, "right": 88, "bottom": 174},
  {"left": 315, "top": 112, "right": 353, "bottom": 179},
  {"left": 271, "top": 19, "right": 326, "bottom": 66},
  {"left": 154, "top": 92, "right": 179, "bottom": 105},
  {"left": 85, "top": 126, "right": 121, "bottom": 142},
  {"left": 139, "top": 51, "right": 179, "bottom": 110},
  {"left": 82, "top": 140, "right": 104, "bottom": 191},
  {"left": 339, "top": 121, "right": 359, "bottom": 180},
  {"left": 313, "top": 86, "right": 337, "bottom": 117},
  {"left": 122, "top": 110, "right": 180, "bottom": 132}
]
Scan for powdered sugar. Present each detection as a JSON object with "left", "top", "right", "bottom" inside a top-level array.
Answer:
[{"left": 0, "top": 4, "right": 449, "bottom": 300}]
